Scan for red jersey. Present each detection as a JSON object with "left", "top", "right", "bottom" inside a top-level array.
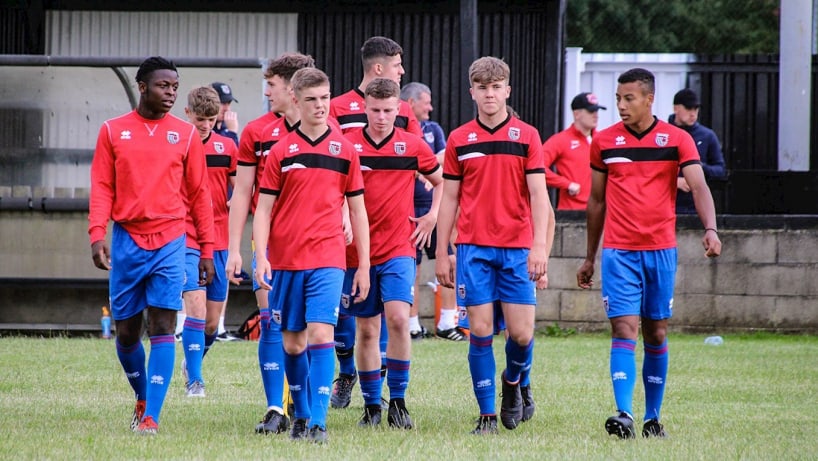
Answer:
[
  {"left": 329, "top": 88, "right": 422, "bottom": 136},
  {"left": 259, "top": 127, "right": 364, "bottom": 270},
  {"left": 236, "top": 111, "right": 281, "bottom": 213},
  {"left": 89, "top": 110, "right": 215, "bottom": 258},
  {"left": 590, "top": 117, "right": 700, "bottom": 250},
  {"left": 186, "top": 132, "right": 237, "bottom": 251},
  {"left": 443, "top": 115, "right": 544, "bottom": 249},
  {"left": 344, "top": 128, "right": 440, "bottom": 267},
  {"left": 542, "top": 124, "right": 594, "bottom": 210}
]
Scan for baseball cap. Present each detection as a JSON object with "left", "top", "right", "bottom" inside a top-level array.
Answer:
[
  {"left": 211, "top": 82, "right": 238, "bottom": 104},
  {"left": 571, "top": 92, "right": 606, "bottom": 111},
  {"left": 673, "top": 88, "right": 700, "bottom": 109}
]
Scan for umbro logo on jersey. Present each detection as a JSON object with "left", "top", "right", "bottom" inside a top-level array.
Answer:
[
  {"left": 508, "top": 127, "right": 520, "bottom": 140},
  {"left": 167, "top": 131, "right": 180, "bottom": 145},
  {"left": 467, "top": 132, "right": 478, "bottom": 142},
  {"left": 272, "top": 127, "right": 280, "bottom": 137},
  {"left": 288, "top": 144, "right": 299, "bottom": 153},
  {"left": 615, "top": 136, "right": 626, "bottom": 146},
  {"left": 214, "top": 142, "right": 225, "bottom": 153},
  {"left": 329, "top": 141, "right": 342, "bottom": 156},
  {"left": 350, "top": 101, "right": 360, "bottom": 111},
  {"left": 353, "top": 143, "right": 363, "bottom": 152},
  {"left": 394, "top": 142, "right": 406, "bottom": 155},
  {"left": 120, "top": 130, "right": 132, "bottom": 140},
  {"left": 570, "top": 140, "right": 580, "bottom": 150},
  {"left": 655, "top": 133, "right": 669, "bottom": 147}
]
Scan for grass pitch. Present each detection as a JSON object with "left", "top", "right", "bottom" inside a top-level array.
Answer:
[{"left": 0, "top": 332, "right": 816, "bottom": 460}]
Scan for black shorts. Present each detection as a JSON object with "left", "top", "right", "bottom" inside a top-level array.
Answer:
[{"left": 415, "top": 206, "right": 454, "bottom": 264}]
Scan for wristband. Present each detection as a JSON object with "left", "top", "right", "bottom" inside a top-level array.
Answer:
[{"left": 705, "top": 228, "right": 718, "bottom": 234}]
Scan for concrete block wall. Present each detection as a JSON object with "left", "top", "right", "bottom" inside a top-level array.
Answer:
[{"left": 1, "top": 210, "right": 817, "bottom": 333}]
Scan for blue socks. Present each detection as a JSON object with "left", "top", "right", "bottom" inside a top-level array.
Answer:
[
  {"left": 116, "top": 339, "right": 146, "bottom": 401},
  {"left": 504, "top": 338, "right": 532, "bottom": 383},
  {"left": 469, "top": 333, "right": 495, "bottom": 415},
  {"left": 284, "top": 349, "right": 310, "bottom": 420},
  {"left": 519, "top": 338, "right": 534, "bottom": 387},
  {"left": 202, "top": 331, "right": 217, "bottom": 359},
  {"left": 182, "top": 316, "right": 205, "bottom": 384},
  {"left": 335, "top": 313, "right": 356, "bottom": 376},
  {"left": 258, "top": 310, "right": 285, "bottom": 408},
  {"left": 307, "top": 343, "right": 335, "bottom": 429},
  {"left": 386, "top": 358, "right": 410, "bottom": 400},
  {"left": 610, "top": 338, "right": 637, "bottom": 416},
  {"left": 144, "top": 335, "right": 175, "bottom": 423},
  {"left": 359, "top": 369, "right": 382, "bottom": 406},
  {"left": 643, "top": 340, "right": 669, "bottom": 421}
]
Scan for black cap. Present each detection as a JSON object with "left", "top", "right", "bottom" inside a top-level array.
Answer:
[
  {"left": 571, "top": 92, "right": 606, "bottom": 112},
  {"left": 211, "top": 82, "right": 238, "bottom": 104},
  {"left": 673, "top": 88, "right": 700, "bottom": 109}
]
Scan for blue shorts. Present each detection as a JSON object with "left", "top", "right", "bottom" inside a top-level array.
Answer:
[
  {"left": 109, "top": 223, "right": 185, "bottom": 321},
  {"left": 183, "top": 249, "right": 228, "bottom": 302},
  {"left": 347, "top": 257, "right": 415, "bottom": 318},
  {"left": 457, "top": 301, "right": 506, "bottom": 335},
  {"left": 601, "top": 248, "right": 677, "bottom": 320},
  {"left": 251, "top": 249, "right": 272, "bottom": 292},
  {"left": 455, "top": 244, "right": 536, "bottom": 307},
  {"left": 267, "top": 268, "right": 344, "bottom": 332}
]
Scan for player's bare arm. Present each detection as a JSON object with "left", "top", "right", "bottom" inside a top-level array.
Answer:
[
  {"left": 226, "top": 164, "right": 256, "bottom": 283},
  {"left": 348, "top": 194, "right": 371, "bottom": 302},
  {"left": 577, "top": 169, "right": 607, "bottom": 289},
  {"left": 682, "top": 163, "right": 722, "bottom": 258},
  {"left": 434, "top": 178, "right": 460, "bottom": 288},
  {"left": 251, "top": 193, "right": 276, "bottom": 291},
  {"left": 526, "top": 172, "right": 549, "bottom": 281},
  {"left": 91, "top": 240, "right": 111, "bottom": 271},
  {"left": 409, "top": 168, "right": 444, "bottom": 248}
]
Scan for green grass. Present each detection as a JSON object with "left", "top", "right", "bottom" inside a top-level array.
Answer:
[{"left": 0, "top": 333, "right": 816, "bottom": 460}]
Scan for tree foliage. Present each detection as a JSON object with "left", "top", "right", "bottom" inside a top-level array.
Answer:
[{"left": 566, "top": 0, "right": 780, "bottom": 53}]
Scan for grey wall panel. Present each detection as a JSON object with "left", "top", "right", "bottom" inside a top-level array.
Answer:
[{"left": 46, "top": 10, "right": 298, "bottom": 58}]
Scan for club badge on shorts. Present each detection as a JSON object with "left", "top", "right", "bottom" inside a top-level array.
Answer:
[{"left": 167, "top": 131, "right": 179, "bottom": 145}]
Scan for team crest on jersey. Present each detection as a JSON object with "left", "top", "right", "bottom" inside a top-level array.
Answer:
[
  {"left": 394, "top": 142, "right": 406, "bottom": 155},
  {"left": 353, "top": 143, "right": 363, "bottom": 152},
  {"left": 214, "top": 142, "right": 225, "bottom": 153},
  {"left": 508, "top": 127, "right": 521, "bottom": 141},
  {"left": 350, "top": 101, "right": 360, "bottom": 111},
  {"left": 329, "top": 141, "right": 342, "bottom": 156},
  {"left": 424, "top": 132, "right": 435, "bottom": 144},
  {"left": 655, "top": 133, "right": 669, "bottom": 147},
  {"left": 120, "top": 130, "right": 131, "bottom": 140},
  {"left": 167, "top": 131, "right": 180, "bottom": 145},
  {"left": 467, "top": 132, "right": 478, "bottom": 142}
]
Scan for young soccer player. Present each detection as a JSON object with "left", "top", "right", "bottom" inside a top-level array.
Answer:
[
  {"left": 435, "top": 57, "right": 551, "bottom": 434},
  {"left": 88, "top": 56, "right": 215, "bottom": 435},
  {"left": 577, "top": 68, "right": 721, "bottom": 439},
  {"left": 328, "top": 35, "right": 421, "bottom": 410},
  {"left": 226, "top": 53, "right": 315, "bottom": 434},
  {"left": 253, "top": 67, "right": 371, "bottom": 443},
  {"left": 343, "top": 78, "right": 443, "bottom": 428},
  {"left": 179, "top": 86, "right": 238, "bottom": 398}
]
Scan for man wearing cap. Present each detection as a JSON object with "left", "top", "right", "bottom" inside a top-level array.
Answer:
[
  {"left": 669, "top": 88, "right": 726, "bottom": 214},
  {"left": 542, "top": 92, "right": 606, "bottom": 210},
  {"left": 211, "top": 82, "right": 240, "bottom": 146}
]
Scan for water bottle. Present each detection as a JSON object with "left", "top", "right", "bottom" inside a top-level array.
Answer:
[
  {"left": 703, "top": 335, "right": 723, "bottom": 346},
  {"left": 101, "top": 306, "right": 112, "bottom": 339}
]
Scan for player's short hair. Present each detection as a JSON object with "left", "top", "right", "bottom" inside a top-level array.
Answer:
[
  {"left": 135, "top": 56, "right": 177, "bottom": 84},
  {"left": 361, "top": 36, "right": 403, "bottom": 71},
  {"left": 187, "top": 86, "right": 221, "bottom": 117},
  {"left": 365, "top": 78, "right": 400, "bottom": 100},
  {"left": 468, "top": 57, "right": 510, "bottom": 84},
  {"left": 618, "top": 68, "right": 655, "bottom": 95},
  {"left": 290, "top": 67, "right": 330, "bottom": 96},
  {"left": 400, "top": 82, "right": 431, "bottom": 102},
  {"left": 264, "top": 53, "right": 316, "bottom": 82}
]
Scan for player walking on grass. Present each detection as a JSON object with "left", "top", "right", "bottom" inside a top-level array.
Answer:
[
  {"left": 343, "top": 78, "right": 443, "bottom": 429},
  {"left": 179, "top": 86, "right": 238, "bottom": 398},
  {"left": 435, "top": 57, "right": 551, "bottom": 434},
  {"left": 577, "top": 67, "right": 722, "bottom": 439},
  {"left": 227, "top": 53, "right": 315, "bottom": 435},
  {"left": 253, "top": 68, "right": 370, "bottom": 443},
  {"left": 88, "top": 56, "right": 215, "bottom": 435}
]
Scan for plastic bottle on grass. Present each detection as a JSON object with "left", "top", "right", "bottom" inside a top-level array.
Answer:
[
  {"left": 704, "top": 335, "right": 723, "bottom": 346},
  {"left": 101, "top": 306, "right": 112, "bottom": 339}
]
